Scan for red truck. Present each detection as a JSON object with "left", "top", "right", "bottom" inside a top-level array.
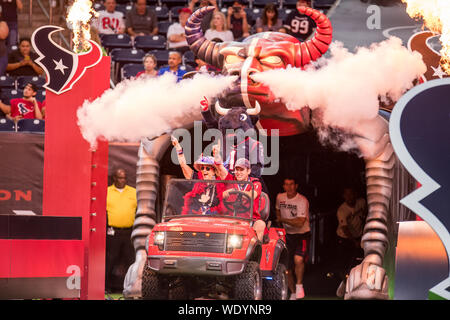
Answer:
[{"left": 142, "top": 179, "right": 289, "bottom": 300}]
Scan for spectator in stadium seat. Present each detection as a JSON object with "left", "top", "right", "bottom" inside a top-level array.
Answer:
[
  {"left": 227, "top": 0, "right": 250, "bottom": 40},
  {"left": 0, "top": 19, "right": 9, "bottom": 76},
  {"left": 1, "top": 82, "right": 43, "bottom": 122},
  {"left": 255, "top": 3, "right": 283, "bottom": 33},
  {"left": 167, "top": 7, "right": 192, "bottom": 54},
  {"left": 1, "top": 0, "right": 22, "bottom": 48},
  {"left": 92, "top": 0, "right": 125, "bottom": 35},
  {"left": 136, "top": 53, "right": 158, "bottom": 78},
  {"left": 188, "top": 0, "right": 219, "bottom": 33},
  {"left": 157, "top": 51, "right": 186, "bottom": 82},
  {"left": 6, "top": 37, "right": 44, "bottom": 76},
  {"left": 126, "top": 0, "right": 158, "bottom": 38},
  {"left": 205, "top": 11, "right": 233, "bottom": 42}
]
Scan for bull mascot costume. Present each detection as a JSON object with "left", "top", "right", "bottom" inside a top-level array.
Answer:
[{"left": 124, "top": 6, "right": 393, "bottom": 300}]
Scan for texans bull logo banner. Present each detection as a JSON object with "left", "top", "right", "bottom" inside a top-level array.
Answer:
[{"left": 31, "top": 25, "right": 103, "bottom": 95}]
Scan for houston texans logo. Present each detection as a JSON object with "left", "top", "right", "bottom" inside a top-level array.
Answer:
[
  {"left": 31, "top": 25, "right": 103, "bottom": 95},
  {"left": 408, "top": 31, "right": 449, "bottom": 82},
  {"left": 390, "top": 78, "right": 450, "bottom": 300}
]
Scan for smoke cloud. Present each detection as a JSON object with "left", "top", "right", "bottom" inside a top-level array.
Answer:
[
  {"left": 77, "top": 72, "right": 236, "bottom": 148},
  {"left": 251, "top": 37, "right": 427, "bottom": 133}
]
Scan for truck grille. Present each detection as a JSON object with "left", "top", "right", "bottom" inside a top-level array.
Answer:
[{"left": 164, "top": 231, "right": 226, "bottom": 253}]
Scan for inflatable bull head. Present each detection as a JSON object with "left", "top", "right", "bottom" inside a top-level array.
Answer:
[{"left": 185, "top": 6, "right": 332, "bottom": 136}]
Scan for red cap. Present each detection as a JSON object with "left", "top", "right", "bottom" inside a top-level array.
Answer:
[{"left": 178, "top": 7, "right": 192, "bottom": 14}]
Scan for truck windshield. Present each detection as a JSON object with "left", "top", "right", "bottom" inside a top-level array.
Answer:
[{"left": 162, "top": 179, "right": 255, "bottom": 221}]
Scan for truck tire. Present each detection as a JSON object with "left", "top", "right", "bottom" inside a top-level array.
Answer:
[
  {"left": 233, "top": 261, "right": 263, "bottom": 300},
  {"left": 263, "top": 263, "right": 288, "bottom": 300},
  {"left": 141, "top": 260, "right": 168, "bottom": 300}
]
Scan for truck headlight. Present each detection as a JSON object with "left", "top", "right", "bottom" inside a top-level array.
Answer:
[
  {"left": 153, "top": 231, "right": 165, "bottom": 249},
  {"left": 227, "top": 234, "right": 243, "bottom": 253}
]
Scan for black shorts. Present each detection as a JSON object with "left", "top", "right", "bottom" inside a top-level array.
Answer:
[{"left": 286, "top": 232, "right": 311, "bottom": 268}]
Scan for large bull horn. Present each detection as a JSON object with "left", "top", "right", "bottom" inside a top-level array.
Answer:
[
  {"left": 185, "top": 6, "right": 226, "bottom": 69},
  {"left": 246, "top": 100, "right": 261, "bottom": 115},
  {"left": 296, "top": 6, "right": 333, "bottom": 67}
]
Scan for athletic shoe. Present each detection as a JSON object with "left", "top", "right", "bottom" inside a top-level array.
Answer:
[{"left": 295, "top": 284, "right": 305, "bottom": 299}]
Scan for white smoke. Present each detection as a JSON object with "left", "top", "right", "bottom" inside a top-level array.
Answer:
[
  {"left": 251, "top": 37, "right": 427, "bottom": 132},
  {"left": 77, "top": 72, "right": 236, "bottom": 148}
]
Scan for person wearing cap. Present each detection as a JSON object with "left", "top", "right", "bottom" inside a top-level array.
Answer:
[
  {"left": 172, "top": 136, "right": 225, "bottom": 215},
  {"left": 1, "top": 82, "right": 43, "bottom": 122},
  {"left": 167, "top": 7, "right": 192, "bottom": 54},
  {"left": 227, "top": 0, "right": 250, "bottom": 40},
  {"left": 126, "top": 0, "right": 158, "bottom": 37}
]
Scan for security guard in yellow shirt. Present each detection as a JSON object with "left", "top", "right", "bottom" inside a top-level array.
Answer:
[{"left": 105, "top": 168, "right": 137, "bottom": 293}]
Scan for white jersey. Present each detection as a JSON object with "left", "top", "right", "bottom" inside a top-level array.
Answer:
[
  {"left": 336, "top": 198, "right": 366, "bottom": 239},
  {"left": 167, "top": 23, "right": 188, "bottom": 48},
  {"left": 276, "top": 192, "right": 310, "bottom": 234},
  {"left": 93, "top": 10, "right": 125, "bottom": 34}
]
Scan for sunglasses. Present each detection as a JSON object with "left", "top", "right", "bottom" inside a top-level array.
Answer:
[{"left": 200, "top": 166, "right": 213, "bottom": 171}]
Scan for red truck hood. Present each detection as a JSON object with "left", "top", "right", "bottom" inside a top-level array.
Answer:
[{"left": 154, "top": 217, "right": 252, "bottom": 235}]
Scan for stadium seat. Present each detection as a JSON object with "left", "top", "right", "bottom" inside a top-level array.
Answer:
[
  {"left": 158, "top": 21, "right": 171, "bottom": 36},
  {"left": 1, "top": 89, "right": 22, "bottom": 104},
  {"left": 252, "top": 0, "right": 277, "bottom": 8},
  {"left": 36, "top": 90, "right": 46, "bottom": 103},
  {"left": 110, "top": 48, "right": 146, "bottom": 81},
  {"left": 183, "top": 50, "right": 196, "bottom": 67},
  {"left": 16, "top": 76, "right": 46, "bottom": 89},
  {"left": 149, "top": 49, "right": 170, "bottom": 68},
  {"left": 279, "top": 8, "right": 293, "bottom": 23},
  {"left": 180, "top": 64, "right": 194, "bottom": 73},
  {"left": 115, "top": 4, "right": 131, "bottom": 15},
  {"left": 16, "top": 118, "right": 45, "bottom": 133},
  {"left": 282, "top": 0, "right": 297, "bottom": 8},
  {"left": 101, "top": 34, "right": 133, "bottom": 53},
  {"left": 244, "top": 8, "right": 261, "bottom": 26},
  {"left": 0, "top": 75, "right": 16, "bottom": 89},
  {"left": 152, "top": 5, "right": 170, "bottom": 21},
  {"left": 93, "top": 2, "right": 105, "bottom": 11},
  {"left": 134, "top": 35, "right": 167, "bottom": 51},
  {"left": 0, "top": 118, "right": 16, "bottom": 132},
  {"left": 121, "top": 63, "right": 145, "bottom": 80}
]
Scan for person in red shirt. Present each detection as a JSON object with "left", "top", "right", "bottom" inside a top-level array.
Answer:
[
  {"left": 1, "top": 82, "right": 43, "bottom": 122},
  {"left": 214, "top": 141, "right": 266, "bottom": 241}
]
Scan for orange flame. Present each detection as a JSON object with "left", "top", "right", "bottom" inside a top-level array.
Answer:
[
  {"left": 402, "top": 0, "right": 450, "bottom": 75},
  {"left": 67, "top": 0, "right": 98, "bottom": 53}
]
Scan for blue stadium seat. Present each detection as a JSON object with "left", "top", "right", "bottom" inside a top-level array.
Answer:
[
  {"left": 183, "top": 50, "right": 196, "bottom": 67},
  {"left": 16, "top": 76, "right": 46, "bottom": 89},
  {"left": 0, "top": 75, "right": 16, "bottom": 89},
  {"left": 36, "top": 90, "right": 46, "bottom": 103},
  {"left": 101, "top": 34, "right": 133, "bottom": 53},
  {"left": 115, "top": 3, "right": 132, "bottom": 15},
  {"left": 149, "top": 49, "right": 170, "bottom": 68},
  {"left": 180, "top": 64, "right": 194, "bottom": 73},
  {"left": 110, "top": 48, "right": 146, "bottom": 81},
  {"left": 157, "top": 21, "right": 171, "bottom": 36},
  {"left": 152, "top": 5, "right": 170, "bottom": 21},
  {"left": 134, "top": 35, "right": 167, "bottom": 51},
  {"left": 279, "top": 7, "right": 293, "bottom": 23},
  {"left": 1, "top": 89, "right": 22, "bottom": 104},
  {"left": 93, "top": 2, "right": 105, "bottom": 11},
  {"left": 282, "top": 0, "right": 297, "bottom": 8},
  {"left": 253, "top": 0, "right": 277, "bottom": 8},
  {"left": 245, "top": 8, "right": 262, "bottom": 26},
  {"left": 0, "top": 118, "right": 16, "bottom": 132},
  {"left": 121, "top": 63, "right": 145, "bottom": 80},
  {"left": 16, "top": 118, "right": 45, "bottom": 133}
]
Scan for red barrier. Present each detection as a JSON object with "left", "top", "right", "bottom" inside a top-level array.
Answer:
[{"left": 42, "top": 56, "right": 110, "bottom": 300}]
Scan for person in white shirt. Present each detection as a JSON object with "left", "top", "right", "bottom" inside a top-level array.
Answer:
[
  {"left": 205, "top": 11, "right": 234, "bottom": 42},
  {"left": 276, "top": 177, "right": 310, "bottom": 300},
  {"left": 167, "top": 7, "right": 191, "bottom": 53},
  {"left": 93, "top": 0, "right": 125, "bottom": 35}
]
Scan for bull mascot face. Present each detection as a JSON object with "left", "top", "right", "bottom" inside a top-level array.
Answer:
[{"left": 185, "top": 6, "right": 332, "bottom": 136}]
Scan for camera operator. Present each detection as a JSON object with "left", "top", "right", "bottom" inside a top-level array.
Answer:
[{"left": 227, "top": 0, "right": 249, "bottom": 40}]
